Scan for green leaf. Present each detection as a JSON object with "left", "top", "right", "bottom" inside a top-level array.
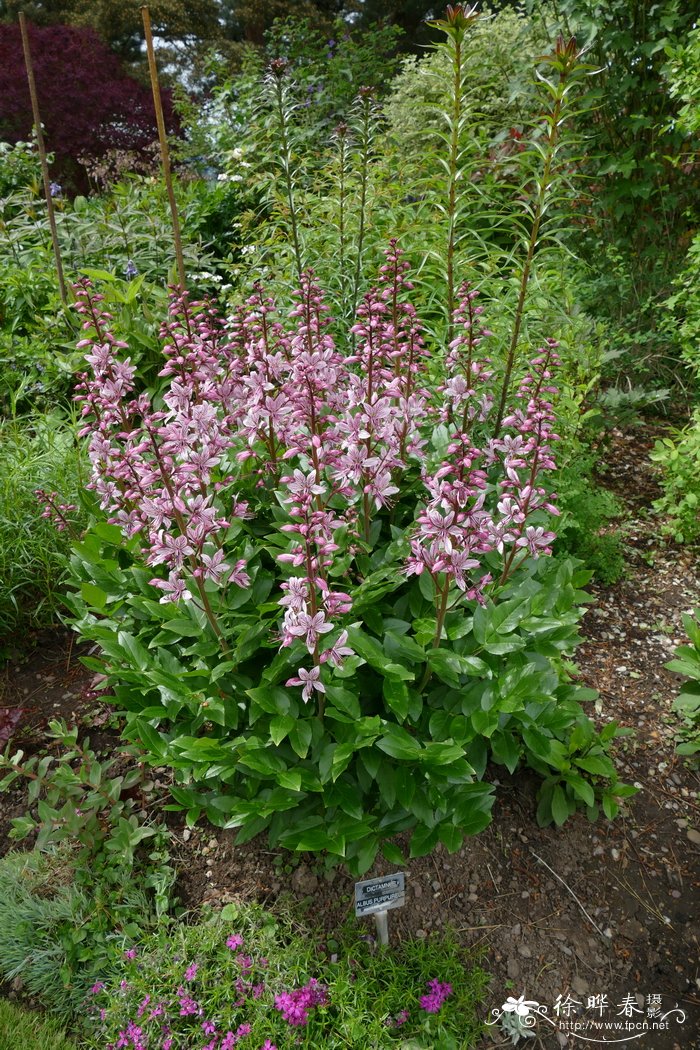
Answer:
[
  {"left": 132, "top": 719, "right": 166, "bottom": 759},
  {"left": 384, "top": 630, "right": 426, "bottom": 664},
  {"left": 381, "top": 840, "right": 407, "bottom": 866},
  {"left": 376, "top": 724, "right": 422, "bottom": 761},
  {"left": 437, "top": 823, "right": 463, "bottom": 853},
  {"left": 118, "top": 631, "right": 150, "bottom": 671},
  {"left": 490, "top": 731, "right": 521, "bottom": 773},
  {"left": 80, "top": 582, "right": 107, "bottom": 610},
  {"left": 158, "top": 618, "right": 204, "bottom": 638},
  {"left": 289, "top": 721, "right": 312, "bottom": 759},
  {"left": 574, "top": 754, "right": 615, "bottom": 777},
  {"left": 353, "top": 836, "right": 379, "bottom": 875},
  {"left": 409, "top": 823, "right": 439, "bottom": 858},
  {"left": 551, "top": 785, "right": 571, "bottom": 826},
  {"left": 325, "top": 685, "right": 361, "bottom": 720},
  {"left": 382, "top": 678, "right": 409, "bottom": 721},
  {"left": 428, "top": 649, "right": 487, "bottom": 687},
  {"left": 565, "top": 774, "right": 595, "bottom": 807},
  {"left": 269, "top": 714, "right": 296, "bottom": 746}
]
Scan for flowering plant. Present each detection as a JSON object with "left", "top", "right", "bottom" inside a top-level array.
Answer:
[{"left": 66, "top": 243, "right": 625, "bottom": 873}]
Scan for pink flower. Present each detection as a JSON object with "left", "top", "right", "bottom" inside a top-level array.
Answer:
[
  {"left": 226, "top": 934, "right": 244, "bottom": 950},
  {"left": 420, "top": 978, "right": 453, "bottom": 1013},
  {"left": 285, "top": 665, "right": 325, "bottom": 703},
  {"left": 274, "top": 979, "right": 328, "bottom": 1026}
]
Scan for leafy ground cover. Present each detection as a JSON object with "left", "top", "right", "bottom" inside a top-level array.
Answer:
[
  {"left": 0, "top": 999, "right": 76, "bottom": 1049},
  {"left": 0, "top": 425, "right": 697, "bottom": 1048}
]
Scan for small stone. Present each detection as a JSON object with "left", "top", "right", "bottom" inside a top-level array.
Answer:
[
  {"left": 182, "top": 828, "right": 191, "bottom": 842},
  {"left": 611, "top": 848, "right": 620, "bottom": 861},
  {"left": 413, "top": 884, "right": 423, "bottom": 898},
  {"left": 687, "top": 828, "right": 700, "bottom": 845},
  {"left": 572, "top": 976, "right": 588, "bottom": 996},
  {"left": 521, "top": 891, "right": 530, "bottom": 899},
  {"left": 431, "top": 880, "right": 440, "bottom": 893},
  {"left": 416, "top": 929, "right": 427, "bottom": 939},
  {"left": 208, "top": 837, "right": 218, "bottom": 851},
  {"left": 518, "top": 944, "right": 532, "bottom": 958},
  {"left": 507, "top": 957, "right": 521, "bottom": 979},
  {"left": 511, "top": 923, "right": 521, "bottom": 937}
]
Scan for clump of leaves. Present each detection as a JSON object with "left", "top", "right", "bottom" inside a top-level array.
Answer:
[
  {"left": 666, "top": 609, "right": 700, "bottom": 762},
  {"left": 83, "top": 900, "right": 489, "bottom": 1049},
  {"left": 650, "top": 413, "right": 700, "bottom": 545},
  {"left": 554, "top": 453, "right": 626, "bottom": 584}
]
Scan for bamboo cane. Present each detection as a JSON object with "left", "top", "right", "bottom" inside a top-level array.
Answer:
[
  {"left": 141, "top": 5, "right": 186, "bottom": 290},
  {"left": 19, "top": 12, "right": 67, "bottom": 305}
]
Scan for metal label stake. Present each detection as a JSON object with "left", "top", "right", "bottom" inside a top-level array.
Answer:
[{"left": 354, "top": 872, "right": 406, "bottom": 947}]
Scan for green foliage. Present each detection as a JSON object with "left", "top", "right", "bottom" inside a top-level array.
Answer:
[
  {"left": 537, "top": 0, "right": 699, "bottom": 247},
  {"left": 84, "top": 900, "right": 489, "bottom": 1048},
  {"left": 0, "top": 998, "right": 76, "bottom": 1050},
  {"left": 0, "top": 172, "right": 223, "bottom": 409},
  {"left": 0, "top": 849, "right": 157, "bottom": 1019},
  {"left": 666, "top": 24, "right": 700, "bottom": 135},
  {"left": 0, "top": 718, "right": 176, "bottom": 917},
  {"left": 384, "top": 6, "right": 545, "bottom": 149},
  {"left": 67, "top": 511, "right": 627, "bottom": 874},
  {"left": 666, "top": 609, "right": 700, "bottom": 761},
  {"left": 0, "top": 414, "right": 84, "bottom": 634},
  {"left": 650, "top": 413, "right": 700, "bottom": 545},
  {"left": 663, "top": 231, "right": 700, "bottom": 389},
  {"left": 0, "top": 139, "right": 43, "bottom": 199},
  {"left": 554, "top": 454, "right": 625, "bottom": 584}
]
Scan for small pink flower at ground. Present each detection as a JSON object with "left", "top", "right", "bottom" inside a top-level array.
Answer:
[
  {"left": 226, "top": 933, "right": 244, "bottom": 950},
  {"left": 420, "top": 978, "right": 453, "bottom": 1013},
  {"left": 274, "top": 978, "right": 328, "bottom": 1026},
  {"left": 124, "top": 948, "right": 137, "bottom": 960},
  {"left": 136, "top": 994, "right": 151, "bottom": 1017},
  {"left": 261, "top": 1042, "right": 278, "bottom": 1050},
  {"left": 202, "top": 1019, "right": 217, "bottom": 1035},
  {"left": 185, "top": 961, "right": 198, "bottom": 981},
  {"left": 91, "top": 981, "right": 105, "bottom": 994}
]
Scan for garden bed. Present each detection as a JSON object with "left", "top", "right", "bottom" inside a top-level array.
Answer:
[{"left": 1, "top": 425, "right": 698, "bottom": 1049}]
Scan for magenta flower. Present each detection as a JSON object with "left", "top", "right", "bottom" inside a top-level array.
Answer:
[
  {"left": 274, "top": 978, "right": 328, "bottom": 1026},
  {"left": 184, "top": 961, "right": 198, "bottom": 981},
  {"left": 226, "top": 933, "right": 244, "bottom": 950},
  {"left": 420, "top": 978, "right": 453, "bottom": 1013}
]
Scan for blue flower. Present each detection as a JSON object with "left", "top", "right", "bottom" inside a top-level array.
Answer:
[{"left": 124, "top": 260, "right": 138, "bottom": 279}]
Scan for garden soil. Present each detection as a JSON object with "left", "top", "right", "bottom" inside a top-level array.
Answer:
[{"left": 1, "top": 425, "right": 698, "bottom": 1049}]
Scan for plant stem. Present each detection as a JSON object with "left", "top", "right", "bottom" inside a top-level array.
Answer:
[
  {"left": 351, "top": 89, "right": 374, "bottom": 317},
  {"left": 272, "top": 73, "right": 303, "bottom": 284},
  {"left": 445, "top": 26, "right": 463, "bottom": 347},
  {"left": 493, "top": 40, "right": 580, "bottom": 437},
  {"left": 418, "top": 576, "right": 451, "bottom": 692}
]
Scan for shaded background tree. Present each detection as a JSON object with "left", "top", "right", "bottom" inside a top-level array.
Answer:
[{"left": 0, "top": 21, "right": 178, "bottom": 191}]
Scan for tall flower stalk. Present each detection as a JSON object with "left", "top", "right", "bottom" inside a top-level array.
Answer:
[
  {"left": 493, "top": 35, "right": 589, "bottom": 436},
  {"left": 350, "top": 87, "right": 377, "bottom": 317},
  {"left": 266, "top": 59, "right": 304, "bottom": 283},
  {"left": 429, "top": 5, "right": 479, "bottom": 346}
]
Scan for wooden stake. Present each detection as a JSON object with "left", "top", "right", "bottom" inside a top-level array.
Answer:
[
  {"left": 141, "top": 5, "right": 186, "bottom": 290},
  {"left": 19, "top": 12, "right": 67, "bottom": 305}
]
